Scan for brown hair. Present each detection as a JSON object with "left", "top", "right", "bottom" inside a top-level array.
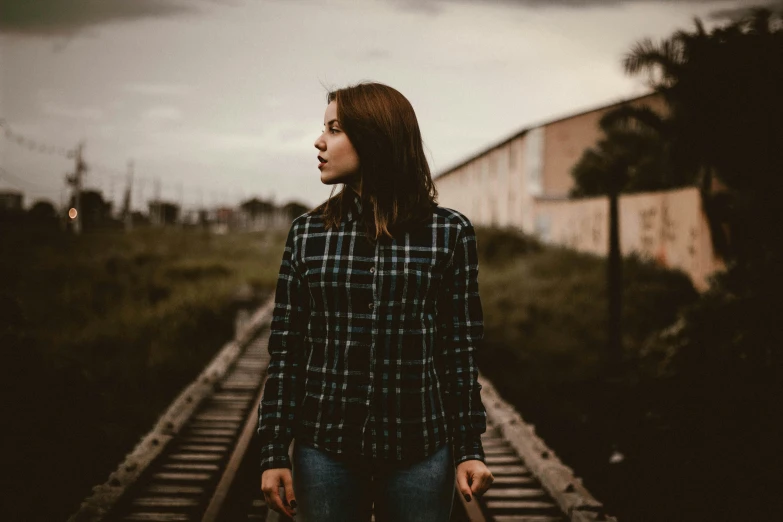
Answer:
[{"left": 312, "top": 82, "right": 438, "bottom": 240}]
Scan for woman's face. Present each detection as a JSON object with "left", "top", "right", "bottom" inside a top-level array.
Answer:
[{"left": 314, "top": 101, "right": 361, "bottom": 189}]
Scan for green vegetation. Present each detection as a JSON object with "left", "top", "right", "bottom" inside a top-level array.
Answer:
[
  {"left": 475, "top": 225, "right": 780, "bottom": 521},
  {"left": 0, "top": 224, "right": 286, "bottom": 521},
  {"left": 476, "top": 226, "right": 697, "bottom": 379},
  {"left": 562, "top": 12, "right": 783, "bottom": 518},
  {"left": 3, "top": 216, "right": 779, "bottom": 521},
  {"left": 572, "top": 9, "right": 783, "bottom": 206}
]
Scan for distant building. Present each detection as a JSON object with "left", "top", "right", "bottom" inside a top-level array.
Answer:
[
  {"left": 67, "top": 189, "right": 114, "bottom": 229},
  {"left": 236, "top": 197, "right": 301, "bottom": 231},
  {"left": 0, "top": 190, "right": 24, "bottom": 212},
  {"left": 435, "top": 92, "right": 669, "bottom": 230},
  {"left": 434, "top": 93, "right": 722, "bottom": 290},
  {"left": 148, "top": 200, "right": 180, "bottom": 226}
]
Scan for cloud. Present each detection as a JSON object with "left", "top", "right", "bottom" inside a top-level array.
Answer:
[
  {"left": 709, "top": 0, "right": 783, "bottom": 19},
  {"left": 390, "top": 0, "right": 753, "bottom": 15},
  {"left": 40, "top": 101, "right": 105, "bottom": 121},
  {"left": 142, "top": 106, "right": 183, "bottom": 122},
  {"left": 0, "top": 0, "right": 219, "bottom": 36},
  {"left": 358, "top": 48, "right": 392, "bottom": 61},
  {"left": 124, "top": 83, "right": 192, "bottom": 97},
  {"left": 143, "top": 119, "right": 317, "bottom": 155}
]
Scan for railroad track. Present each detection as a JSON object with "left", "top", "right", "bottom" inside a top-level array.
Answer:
[{"left": 69, "top": 298, "right": 616, "bottom": 522}]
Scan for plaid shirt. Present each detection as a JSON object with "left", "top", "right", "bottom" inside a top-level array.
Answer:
[{"left": 257, "top": 192, "right": 486, "bottom": 473}]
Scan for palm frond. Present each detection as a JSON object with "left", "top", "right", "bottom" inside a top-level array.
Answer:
[
  {"left": 623, "top": 37, "right": 684, "bottom": 85},
  {"left": 749, "top": 7, "right": 773, "bottom": 35},
  {"left": 693, "top": 16, "right": 706, "bottom": 37},
  {"left": 599, "top": 105, "right": 668, "bottom": 135}
]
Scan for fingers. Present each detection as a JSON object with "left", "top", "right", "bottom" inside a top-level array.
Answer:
[
  {"left": 260, "top": 469, "right": 297, "bottom": 518},
  {"left": 456, "top": 461, "right": 495, "bottom": 502},
  {"left": 282, "top": 471, "right": 298, "bottom": 512},
  {"left": 272, "top": 485, "right": 296, "bottom": 519},
  {"left": 456, "top": 467, "right": 473, "bottom": 502},
  {"left": 470, "top": 468, "right": 494, "bottom": 497}
]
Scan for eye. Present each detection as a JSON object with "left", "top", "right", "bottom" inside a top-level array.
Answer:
[{"left": 329, "top": 127, "right": 339, "bottom": 134}]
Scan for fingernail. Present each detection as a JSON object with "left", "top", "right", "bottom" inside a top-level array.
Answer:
[
  {"left": 464, "top": 494, "right": 471, "bottom": 502},
  {"left": 290, "top": 500, "right": 297, "bottom": 509}
]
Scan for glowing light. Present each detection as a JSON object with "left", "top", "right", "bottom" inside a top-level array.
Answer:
[
  {"left": 609, "top": 449, "right": 625, "bottom": 464},
  {"left": 68, "top": 208, "right": 78, "bottom": 219}
]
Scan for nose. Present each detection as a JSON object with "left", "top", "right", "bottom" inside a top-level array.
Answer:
[{"left": 314, "top": 132, "right": 326, "bottom": 151}]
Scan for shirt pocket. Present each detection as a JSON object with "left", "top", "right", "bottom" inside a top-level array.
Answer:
[
  {"left": 402, "top": 261, "right": 441, "bottom": 317},
  {"left": 303, "top": 263, "right": 350, "bottom": 313}
]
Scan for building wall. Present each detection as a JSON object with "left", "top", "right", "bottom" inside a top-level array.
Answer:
[
  {"left": 535, "top": 188, "right": 722, "bottom": 291},
  {"left": 437, "top": 134, "right": 536, "bottom": 232},
  {"left": 542, "top": 93, "right": 668, "bottom": 197},
  {"left": 437, "top": 93, "right": 667, "bottom": 231}
]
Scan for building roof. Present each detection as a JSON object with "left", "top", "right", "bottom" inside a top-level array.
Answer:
[{"left": 433, "top": 90, "right": 658, "bottom": 181}]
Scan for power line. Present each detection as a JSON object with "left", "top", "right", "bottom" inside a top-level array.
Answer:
[
  {"left": 0, "top": 119, "right": 76, "bottom": 159},
  {"left": 88, "top": 162, "right": 221, "bottom": 200},
  {"left": 1, "top": 119, "right": 261, "bottom": 209},
  {"left": 64, "top": 142, "right": 87, "bottom": 234}
]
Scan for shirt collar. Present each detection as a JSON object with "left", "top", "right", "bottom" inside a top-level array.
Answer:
[{"left": 345, "top": 192, "right": 363, "bottom": 223}]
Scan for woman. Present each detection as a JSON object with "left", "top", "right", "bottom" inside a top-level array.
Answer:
[{"left": 258, "top": 82, "right": 493, "bottom": 521}]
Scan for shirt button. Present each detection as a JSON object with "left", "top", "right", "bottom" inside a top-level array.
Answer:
[
  {"left": 368, "top": 302, "right": 374, "bottom": 310},
  {"left": 369, "top": 266, "right": 375, "bottom": 274}
]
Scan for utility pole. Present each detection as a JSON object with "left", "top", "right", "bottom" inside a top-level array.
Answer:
[
  {"left": 153, "top": 177, "right": 162, "bottom": 226},
  {"left": 177, "top": 181, "right": 184, "bottom": 228},
  {"left": 108, "top": 177, "right": 115, "bottom": 217},
  {"left": 137, "top": 176, "right": 146, "bottom": 222},
  {"left": 607, "top": 161, "right": 624, "bottom": 377},
  {"left": 122, "top": 160, "right": 134, "bottom": 232},
  {"left": 65, "top": 141, "right": 87, "bottom": 235}
]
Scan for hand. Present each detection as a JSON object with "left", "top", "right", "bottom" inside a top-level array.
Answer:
[
  {"left": 456, "top": 459, "right": 494, "bottom": 502},
  {"left": 261, "top": 468, "right": 297, "bottom": 518}
]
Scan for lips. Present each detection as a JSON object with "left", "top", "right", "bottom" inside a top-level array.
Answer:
[{"left": 318, "top": 156, "right": 327, "bottom": 163}]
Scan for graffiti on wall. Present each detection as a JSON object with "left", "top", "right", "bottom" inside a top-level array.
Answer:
[
  {"left": 641, "top": 201, "right": 677, "bottom": 264},
  {"left": 534, "top": 188, "right": 719, "bottom": 291}
]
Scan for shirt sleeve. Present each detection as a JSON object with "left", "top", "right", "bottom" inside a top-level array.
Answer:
[
  {"left": 438, "top": 221, "right": 487, "bottom": 466},
  {"left": 257, "top": 221, "right": 309, "bottom": 474}
]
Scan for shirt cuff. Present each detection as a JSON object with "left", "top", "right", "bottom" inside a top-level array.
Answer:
[
  {"left": 452, "top": 436, "right": 486, "bottom": 467},
  {"left": 260, "top": 442, "right": 292, "bottom": 474}
]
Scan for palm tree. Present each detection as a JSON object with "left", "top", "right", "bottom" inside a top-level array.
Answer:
[
  {"left": 573, "top": 8, "right": 783, "bottom": 266},
  {"left": 570, "top": 106, "right": 679, "bottom": 198},
  {"left": 623, "top": 10, "right": 781, "bottom": 188}
]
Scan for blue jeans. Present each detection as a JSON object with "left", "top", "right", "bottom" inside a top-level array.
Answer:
[{"left": 292, "top": 441, "right": 455, "bottom": 522}]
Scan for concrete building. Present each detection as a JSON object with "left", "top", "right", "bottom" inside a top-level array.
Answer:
[
  {"left": 148, "top": 200, "right": 180, "bottom": 226},
  {"left": 434, "top": 93, "right": 722, "bottom": 290}
]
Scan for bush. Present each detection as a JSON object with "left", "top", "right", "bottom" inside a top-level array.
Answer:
[{"left": 474, "top": 226, "right": 541, "bottom": 266}]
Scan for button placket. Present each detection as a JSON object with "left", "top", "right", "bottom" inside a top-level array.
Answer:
[{"left": 361, "top": 241, "right": 381, "bottom": 455}]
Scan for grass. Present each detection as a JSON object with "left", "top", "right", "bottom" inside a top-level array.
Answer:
[
  {"left": 0, "top": 223, "right": 287, "bottom": 522},
  {"left": 475, "top": 227, "right": 697, "bottom": 384},
  {"left": 474, "top": 226, "right": 781, "bottom": 522},
  {"left": 2, "top": 221, "right": 768, "bottom": 521}
]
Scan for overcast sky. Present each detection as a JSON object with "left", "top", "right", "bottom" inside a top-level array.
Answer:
[{"left": 0, "top": 0, "right": 767, "bottom": 211}]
